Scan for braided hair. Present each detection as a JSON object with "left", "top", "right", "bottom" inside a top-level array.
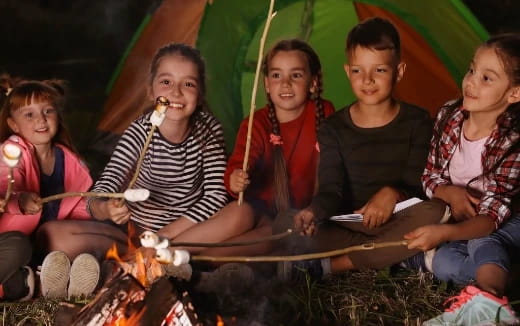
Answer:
[{"left": 262, "top": 39, "right": 325, "bottom": 213}]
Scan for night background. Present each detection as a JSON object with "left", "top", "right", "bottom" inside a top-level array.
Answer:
[{"left": 0, "top": 0, "right": 519, "bottom": 175}]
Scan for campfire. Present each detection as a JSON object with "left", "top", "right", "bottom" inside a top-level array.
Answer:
[{"left": 66, "top": 231, "right": 202, "bottom": 326}]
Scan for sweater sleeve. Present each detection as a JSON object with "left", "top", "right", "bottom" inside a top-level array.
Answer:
[
  {"left": 224, "top": 116, "right": 266, "bottom": 198},
  {"left": 91, "top": 119, "right": 147, "bottom": 194},
  {"left": 310, "top": 117, "right": 345, "bottom": 221},
  {"left": 398, "top": 109, "right": 433, "bottom": 198},
  {"left": 183, "top": 116, "right": 229, "bottom": 223}
]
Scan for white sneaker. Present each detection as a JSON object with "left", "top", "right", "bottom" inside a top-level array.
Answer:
[
  {"left": 40, "top": 251, "right": 70, "bottom": 299},
  {"left": 68, "top": 253, "right": 100, "bottom": 298}
]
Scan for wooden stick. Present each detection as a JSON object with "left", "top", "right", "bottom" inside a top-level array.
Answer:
[
  {"left": 169, "top": 229, "right": 293, "bottom": 248},
  {"left": 128, "top": 125, "right": 156, "bottom": 190},
  {"left": 191, "top": 240, "right": 408, "bottom": 262},
  {"left": 3, "top": 167, "right": 14, "bottom": 204},
  {"left": 40, "top": 191, "right": 128, "bottom": 204},
  {"left": 238, "top": 0, "right": 277, "bottom": 205}
]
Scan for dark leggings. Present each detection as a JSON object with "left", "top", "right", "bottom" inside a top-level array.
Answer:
[{"left": 0, "top": 231, "right": 32, "bottom": 283}]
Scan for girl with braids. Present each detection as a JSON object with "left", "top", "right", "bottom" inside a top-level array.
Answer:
[
  {"left": 406, "top": 33, "right": 520, "bottom": 325},
  {"left": 168, "top": 39, "right": 334, "bottom": 259}
]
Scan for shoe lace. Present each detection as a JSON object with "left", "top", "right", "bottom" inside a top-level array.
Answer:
[{"left": 443, "top": 289, "right": 474, "bottom": 312}]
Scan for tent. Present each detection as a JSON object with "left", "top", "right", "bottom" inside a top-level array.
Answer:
[{"left": 94, "top": 0, "right": 488, "bottom": 152}]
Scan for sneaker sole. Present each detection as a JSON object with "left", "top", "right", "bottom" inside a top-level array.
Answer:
[
  {"left": 68, "top": 253, "right": 100, "bottom": 298},
  {"left": 40, "top": 251, "right": 70, "bottom": 299}
]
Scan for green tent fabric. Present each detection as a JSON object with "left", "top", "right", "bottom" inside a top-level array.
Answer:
[{"left": 95, "top": 0, "right": 487, "bottom": 152}]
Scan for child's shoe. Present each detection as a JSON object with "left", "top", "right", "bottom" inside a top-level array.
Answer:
[
  {"left": 40, "top": 251, "right": 70, "bottom": 298},
  {"left": 68, "top": 253, "right": 100, "bottom": 298},
  {"left": 1, "top": 266, "right": 35, "bottom": 301},
  {"left": 277, "top": 259, "right": 323, "bottom": 282},
  {"left": 422, "top": 285, "right": 519, "bottom": 325}
]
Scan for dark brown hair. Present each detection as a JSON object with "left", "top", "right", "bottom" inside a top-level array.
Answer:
[
  {"left": 0, "top": 76, "right": 76, "bottom": 152},
  {"left": 345, "top": 17, "right": 401, "bottom": 62},
  {"left": 262, "top": 39, "right": 325, "bottom": 213},
  {"left": 149, "top": 43, "right": 209, "bottom": 127}
]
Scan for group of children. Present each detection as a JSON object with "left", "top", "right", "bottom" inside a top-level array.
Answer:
[{"left": 0, "top": 16, "right": 519, "bottom": 325}]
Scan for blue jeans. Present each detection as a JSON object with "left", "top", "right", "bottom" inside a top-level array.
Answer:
[{"left": 432, "top": 214, "right": 520, "bottom": 284}]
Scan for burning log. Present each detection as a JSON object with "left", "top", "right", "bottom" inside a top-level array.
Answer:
[{"left": 71, "top": 264, "right": 201, "bottom": 326}]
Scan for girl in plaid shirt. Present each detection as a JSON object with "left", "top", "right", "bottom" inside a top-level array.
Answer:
[{"left": 405, "top": 34, "right": 520, "bottom": 325}]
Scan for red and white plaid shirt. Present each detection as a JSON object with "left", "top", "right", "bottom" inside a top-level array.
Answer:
[{"left": 422, "top": 105, "right": 520, "bottom": 226}]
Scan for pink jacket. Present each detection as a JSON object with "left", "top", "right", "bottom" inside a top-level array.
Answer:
[{"left": 0, "top": 135, "right": 93, "bottom": 235}]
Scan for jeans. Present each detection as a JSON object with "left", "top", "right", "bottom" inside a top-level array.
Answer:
[{"left": 432, "top": 214, "right": 520, "bottom": 284}]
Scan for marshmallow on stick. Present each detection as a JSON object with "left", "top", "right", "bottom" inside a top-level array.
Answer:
[
  {"left": 155, "top": 248, "right": 190, "bottom": 266},
  {"left": 2, "top": 143, "right": 22, "bottom": 204},
  {"left": 40, "top": 189, "right": 150, "bottom": 204}
]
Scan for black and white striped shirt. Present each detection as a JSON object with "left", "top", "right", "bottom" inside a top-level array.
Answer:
[{"left": 92, "top": 111, "right": 228, "bottom": 231}]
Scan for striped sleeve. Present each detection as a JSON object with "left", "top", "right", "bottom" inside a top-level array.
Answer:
[
  {"left": 92, "top": 118, "right": 147, "bottom": 194},
  {"left": 183, "top": 114, "right": 228, "bottom": 223}
]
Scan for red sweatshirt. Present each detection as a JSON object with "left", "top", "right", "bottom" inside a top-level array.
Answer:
[{"left": 225, "top": 99, "right": 335, "bottom": 213}]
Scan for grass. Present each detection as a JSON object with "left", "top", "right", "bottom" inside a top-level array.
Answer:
[{"left": 1, "top": 268, "right": 518, "bottom": 325}]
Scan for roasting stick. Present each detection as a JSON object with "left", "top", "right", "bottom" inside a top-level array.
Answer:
[
  {"left": 154, "top": 240, "right": 409, "bottom": 265},
  {"left": 40, "top": 189, "right": 150, "bottom": 204},
  {"left": 128, "top": 96, "right": 169, "bottom": 190},
  {"left": 2, "top": 143, "right": 22, "bottom": 204},
  {"left": 140, "top": 228, "right": 293, "bottom": 249},
  {"left": 238, "top": 0, "right": 277, "bottom": 205}
]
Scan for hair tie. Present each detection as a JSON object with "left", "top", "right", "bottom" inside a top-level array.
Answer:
[
  {"left": 5, "top": 87, "right": 12, "bottom": 96},
  {"left": 269, "top": 133, "right": 283, "bottom": 146}
]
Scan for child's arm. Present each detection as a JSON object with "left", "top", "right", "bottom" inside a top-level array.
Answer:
[
  {"left": 224, "top": 117, "right": 264, "bottom": 197},
  {"left": 432, "top": 184, "right": 477, "bottom": 220},
  {"left": 405, "top": 215, "right": 495, "bottom": 251},
  {"left": 88, "top": 198, "right": 130, "bottom": 224}
]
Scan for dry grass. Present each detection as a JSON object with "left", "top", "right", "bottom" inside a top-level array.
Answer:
[{"left": 1, "top": 268, "right": 518, "bottom": 326}]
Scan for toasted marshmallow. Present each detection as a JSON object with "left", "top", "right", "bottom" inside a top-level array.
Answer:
[
  {"left": 155, "top": 248, "right": 173, "bottom": 264},
  {"left": 2, "top": 143, "right": 21, "bottom": 167},
  {"left": 172, "top": 250, "right": 190, "bottom": 266},
  {"left": 139, "top": 231, "right": 160, "bottom": 248},
  {"left": 123, "top": 189, "right": 150, "bottom": 202}
]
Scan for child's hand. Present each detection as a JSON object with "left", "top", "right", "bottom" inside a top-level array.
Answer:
[
  {"left": 91, "top": 198, "right": 130, "bottom": 224},
  {"left": 354, "top": 187, "right": 399, "bottom": 228},
  {"left": 404, "top": 224, "right": 449, "bottom": 251},
  {"left": 19, "top": 192, "right": 42, "bottom": 215},
  {"left": 229, "top": 169, "right": 250, "bottom": 194},
  {"left": 293, "top": 207, "right": 316, "bottom": 236},
  {"left": 437, "top": 186, "right": 476, "bottom": 221}
]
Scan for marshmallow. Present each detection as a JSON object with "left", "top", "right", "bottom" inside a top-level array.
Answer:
[
  {"left": 150, "top": 111, "right": 165, "bottom": 126},
  {"left": 2, "top": 143, "right": 21, "bottom": 167},
  {"left": 155, "top": 248, "right": 173, "bottom": 264},
  {"left": 139, "top": 231, "right": 159, "bottom": 248},
  {"left": 173, "top": 250, "right": 190, "bottom": 266},
  {"left": 123, "top": 189, "right": 150, "bottom": 202}
]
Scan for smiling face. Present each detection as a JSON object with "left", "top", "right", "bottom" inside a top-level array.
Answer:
[
  {"left": 462, "top": 46, "right": 519, "bottom": 116},
  {"left": 344, "top": 46, "right": 404, "bottom": 107},
  {"left": 7, "top": 97, "right": 58, "bottom": 146},
  {"left": 264, "top": 50, "right": 316, "bottom": 121},
  {"left": 149, "top": 54, "right": 200, "bottom": 124}
]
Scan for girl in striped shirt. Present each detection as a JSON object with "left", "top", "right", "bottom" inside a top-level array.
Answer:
[{"left": 39, "top": 44, "right": 228, "bottom": 259}]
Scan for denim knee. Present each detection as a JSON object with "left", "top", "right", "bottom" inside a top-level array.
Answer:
[{"left": 432, "top": 241, "right": 475, "bottom": 283}]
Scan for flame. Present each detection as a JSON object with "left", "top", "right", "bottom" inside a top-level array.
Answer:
[
  {"left": 106, "top": 243, "right": 122, "bottom": 262},
  {"left": 135, "top": 249, "right": 147, "bottom": 287},
  {"left": 110, "top": 307, "right": 146, "bottom": 326},
  {"left": 216, "top": 314, "right": 224, "bottom": 326}
]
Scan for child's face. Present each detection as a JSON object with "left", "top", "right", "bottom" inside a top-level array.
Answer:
[
  {"left": 7, "top": 97, "right": 58, "bottom": 146},
  {"left": 462, "top": 46, "right": 520, "bottom": 115},
  {"left": 344, "top": 46, "right": 404, "bottom": 106},
  {"left": 150, "top": 55, "right": 200, "bottom": 124},
  {"left": 264, "top": 50, "right": 316, "bottom": 118}
]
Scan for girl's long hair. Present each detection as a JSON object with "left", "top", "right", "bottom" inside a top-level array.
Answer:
[
  {"left": 262, "top": 39, "right": 325, "bottom": 213},
  {"left": 0, "top": 76, "right": 77, "bottom": 153}
]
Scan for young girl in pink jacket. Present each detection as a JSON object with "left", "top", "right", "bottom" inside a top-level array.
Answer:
[{"left": 0, "top": 78, "right": 99, "bottom": 299}]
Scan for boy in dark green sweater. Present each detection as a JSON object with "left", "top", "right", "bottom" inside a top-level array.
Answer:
[{"left": 280, "top": 17, "right": 446, "bottom": 280}]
